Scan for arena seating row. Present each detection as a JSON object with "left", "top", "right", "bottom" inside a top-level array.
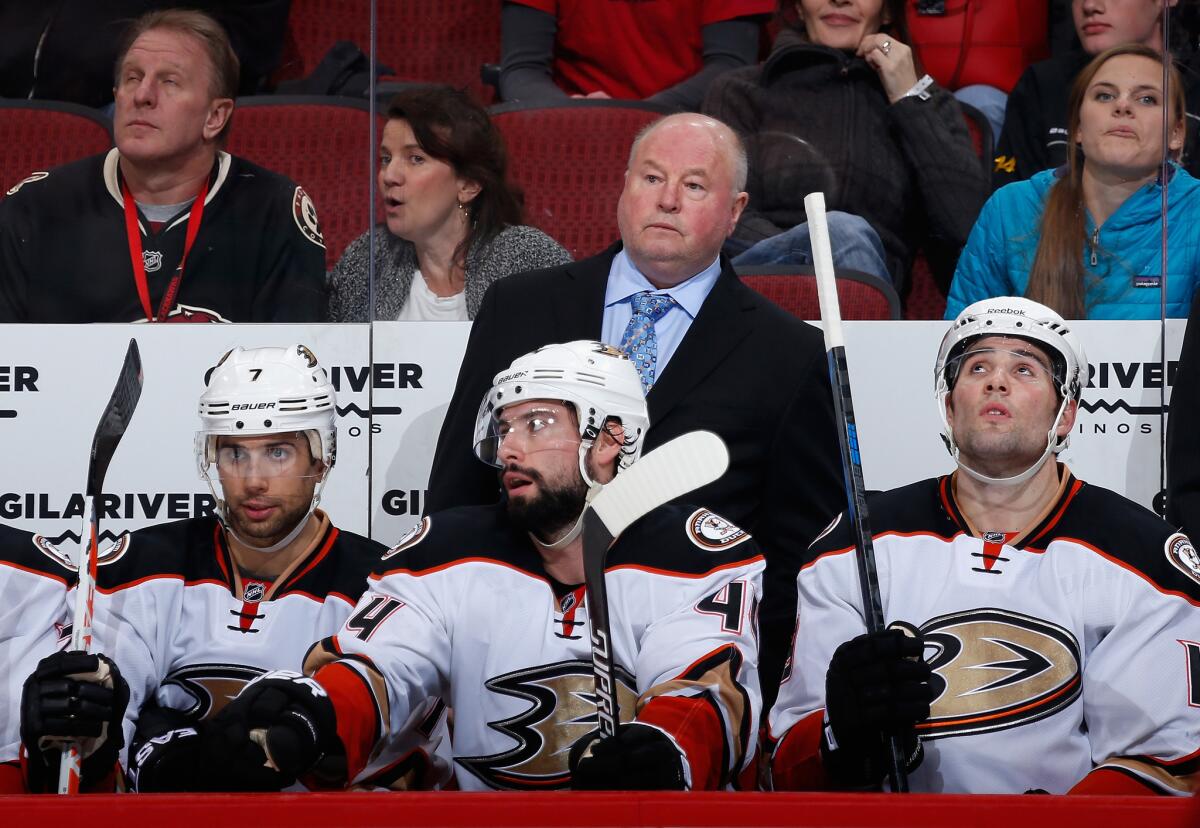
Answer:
[{"left": 0, "top": 96, "right": 923, "bottom": 320}]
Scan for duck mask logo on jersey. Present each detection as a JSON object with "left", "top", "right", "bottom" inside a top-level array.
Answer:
[
  {"left": 901, "top": 608, "right": 1082, "bottom": 740},
  {"left": 456, "top": 660, "right": 638, "bottom": 791}
]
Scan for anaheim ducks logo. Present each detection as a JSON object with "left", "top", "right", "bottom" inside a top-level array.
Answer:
[
  {"left": 1165, "top": 532, "right": 1200, "bottom": 585},
  {"left": 381, "top": 516, "right": 431, "bottom": 560},
  {"left": 905, "top": 608, "right": 1081, "bottom": 740},
  {"left": 456, "top": 660, "right": 638, "bottom": 790},
  {"left": 160, "top": 663, "right": 266, "bottom": 720},
  {"left": 686, "top": 509, "right": 749, "bottom": 551}
]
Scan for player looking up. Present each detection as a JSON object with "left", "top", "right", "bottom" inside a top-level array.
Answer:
[
  {"left": 213, "top": 341, "right": 764, "bottom": 791},
  {"left": 19, "top": 345, "right": 444, "bottom": 792},
  {"left": 769, "top": 297, "right": 1200, "bottom": 795}
]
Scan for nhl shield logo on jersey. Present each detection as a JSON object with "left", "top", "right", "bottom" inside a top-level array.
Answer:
[
  {"left": 457, "top": 660, "right": 638, "bottom": 790},
  {"left": 910, "top": 608, "right": 1082, "bottom": 740},
  {"left": 382, "top": 516, "right": 432, "bottom": 560},
  {"left": 142, "top": 249, "right": 164, "bottom": 273},
  {"left": 686, "top": 509, "right": 749, "bottom": 550},
  {"left": 243, "top": 581, "right": 266, "bottom": 602},
  {"left": 1165, "top": 533, "right": 1200, "bottom": 585},
  {"left": 292, "top": 186, "right": 325, "bottom": 249}
]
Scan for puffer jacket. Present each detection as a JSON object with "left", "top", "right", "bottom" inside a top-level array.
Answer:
[
  {"left": 947, "top": 165, "right": 1200, "bottom": 320},
  {"left": 703, "top": 28, "right": 989, "bottom": 287}
]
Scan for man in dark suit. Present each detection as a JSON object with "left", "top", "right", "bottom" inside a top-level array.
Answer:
[{"left": 426, "top": 112, "right": 842, "bottom": 703}]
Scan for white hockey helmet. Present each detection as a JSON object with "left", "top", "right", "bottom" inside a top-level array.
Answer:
[
  {"left": 474, "top": 341, "right": 649, "bottom": 483},
  {"left": 196, "top": 345, "right": 337, "bottom": 547},
  {"left": 934, "top": 297, "right": 1088, "bottom": 485}
]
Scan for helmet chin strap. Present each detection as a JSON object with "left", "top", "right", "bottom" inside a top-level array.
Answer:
[
  {"left": 947, "top": 396, "right": 1070, "bottom": 487},
  {"left": 205, "top": 471, "right": 330, "bottom": 556},
  {"left": 529, "top": 441, "right": 603, "bottom": 552}
]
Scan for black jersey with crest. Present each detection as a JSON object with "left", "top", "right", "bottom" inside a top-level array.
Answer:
[{"left": 0, "top": 149, "right": 325, "bottom": 322}]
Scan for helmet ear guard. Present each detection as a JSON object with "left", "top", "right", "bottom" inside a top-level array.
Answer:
[{"left": 934, "top": 298, "right": 1088, "bottom": 486}]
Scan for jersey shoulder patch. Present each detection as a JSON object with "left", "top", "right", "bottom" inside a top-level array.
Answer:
[
  {"left": 607, "top": 502, "right": 760, "bottom": 576},
  {"left": 685, "top": 509, "right": 750, "bottom": 551},
  {"left": 381, "top": 516, "right": 432, "bottom": 562},
  {"left": 0, "top": 523, "right": 73, "bottom": 582},
  {"left": 1164, "top": 532, "right": 1200, "bottom": 586},
  {"left": 292, "top": 186, "right": 324, "bottom": 248}
]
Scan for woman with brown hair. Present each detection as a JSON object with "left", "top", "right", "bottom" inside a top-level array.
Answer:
[
  {"left": 947, "top": 43, "right": 1200, "bottom": 319},
  {"left": 328, "top": 85, "right": 570, "bottom": 321}
]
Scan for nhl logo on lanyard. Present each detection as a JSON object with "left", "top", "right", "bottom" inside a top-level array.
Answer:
[{"left": 142, "top": 249, "right": 163, "bottom": 273}]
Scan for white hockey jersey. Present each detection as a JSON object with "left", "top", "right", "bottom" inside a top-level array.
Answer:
[
  {"left": 769, "top": 468, "right": 1200, "bottom": 795},
  {"left": 91, "top": 511, "right": 447, "bottom": 790},
  {"left": 0, "top": 524, "right": 72, "bottom": 791},
  {"left": 317, "top": 502, "right": 765, "bottom": 791}
]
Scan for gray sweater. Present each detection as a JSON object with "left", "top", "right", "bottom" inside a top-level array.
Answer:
[{"left": 327, "top": 224, "right": 571, "bottom": 321}]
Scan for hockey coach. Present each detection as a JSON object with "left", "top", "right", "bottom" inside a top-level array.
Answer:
[
  {"left": 212, "top": 341, "right": 765, "bottom": 791},
  {"left": 769, "top": 297, "right": 1200, "bottom": 795}
]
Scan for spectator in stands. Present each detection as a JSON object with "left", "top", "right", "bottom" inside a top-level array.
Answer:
[
  {"left": 703, "top": 0, "right": 988, "bottom": 289},
  {"left": 995, "top": 0, "right": 1200, "bottom": 188},
  {"left": 0, "top": 2, "right": 290, "bottom": 109},
  {"left": 947, "top": 44, "right": 1200, "bottom": 320},
  {"left": 327, "top": 86, "right": 570, "bottom": 322},
  {"left": 498, "top": 0, "right": 774, "bottom": 111},
  {"left": 424, "top": 112, "right": 844, "bottom": 708},
  {"left": 0, "top": 9, "right": 326, "bottom": 323}
]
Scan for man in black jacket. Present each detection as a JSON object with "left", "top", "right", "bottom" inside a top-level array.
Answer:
[
  {"left": 426, "top": 112, "right": 844, "bottom": 705},
  {"left": 994, "top": 0, "right": 1200, "bottom": 189}
]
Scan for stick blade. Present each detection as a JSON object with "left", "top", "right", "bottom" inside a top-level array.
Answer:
[
  {"left": 590, "top": 430, "right": 729, "bottom": 538},
  {"left": 87, "top": 339, "right": 143, "bottom": 496}
]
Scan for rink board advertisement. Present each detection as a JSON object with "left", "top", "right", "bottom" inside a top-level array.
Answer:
[{"left": 0, "top": 321, "right": 1183, "bottom": 552}]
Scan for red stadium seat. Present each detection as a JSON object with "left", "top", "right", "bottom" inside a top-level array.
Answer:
[
  {"left": 736, "top": 266, "right": 901, "bottom": 321},
  {"left": 225, "top": 95, "right": 382, "bottom": 269},
  {"left": 489, "top": 100, "right": 670, "bottom": 259},
  {"left": 276, "top": 0, "right": 500, "bottom": 102},
  {"left": 0, "top": 100, "right": 112, "bottom": 195}
]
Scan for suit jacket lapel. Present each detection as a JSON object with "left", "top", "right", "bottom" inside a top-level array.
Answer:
[
  {"left": 647, "top": 259, "right": 755, "bottom": 422},
  {"left": 550, "top": 243, "right": 617, "bottom": 340}
]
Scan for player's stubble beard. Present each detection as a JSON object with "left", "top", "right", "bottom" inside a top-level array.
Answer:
[
  {"left": 226, "top": 479, "right": 316, "bottom": 550},
  {"left": 504, "top": 461, "right": 590, "bottom": 542}
]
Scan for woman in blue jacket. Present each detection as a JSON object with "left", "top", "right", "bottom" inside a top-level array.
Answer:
[{"left": 947, "top": 43, "right": 1198, "bottom": 320}]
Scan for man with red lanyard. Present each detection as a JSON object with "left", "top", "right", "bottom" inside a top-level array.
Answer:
[{"left": 0, "top": 9, "right": 326, "bottom": 323}]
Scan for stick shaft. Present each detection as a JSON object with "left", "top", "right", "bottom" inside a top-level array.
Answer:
[
  {"left": 805, "top": 192, "right": 908, "bottom": 793},
  {"left": 582, "top": 511, "right": 620, "bottom": 738}
]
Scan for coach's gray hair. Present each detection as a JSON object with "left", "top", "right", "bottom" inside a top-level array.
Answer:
[{"left": 626, "top": 114, "right": 748, "bottom": 195}]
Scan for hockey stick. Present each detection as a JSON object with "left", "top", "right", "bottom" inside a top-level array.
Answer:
[
  {"left": 581, "top": 430, "right": 730, "bottom": 738},
  {"left": 59, "top": 338, "right": 144, "bottom": 794},
  {"left": 804, "top": 192, "right": 909, "bottom": 793}
]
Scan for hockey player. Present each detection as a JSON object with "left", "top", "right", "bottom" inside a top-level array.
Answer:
[
  {"left": 17, "top": 345, "right": 428, "bottom": 792},
  {"left": 769, "top": 297, "right": 1200, "bottom": 795},
  {"left": 0, "top": 524, "right": 81, "bottom": 793},
  {"left": 212, "top": 341, "right": 764, "bottom": 791}
]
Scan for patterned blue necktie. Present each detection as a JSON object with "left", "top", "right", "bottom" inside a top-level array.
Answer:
[{"left": 619, "top": 291, "right": 677, "bottom": 393}]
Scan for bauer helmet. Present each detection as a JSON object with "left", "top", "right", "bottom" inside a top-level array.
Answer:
[
  {"left": 474, "top": 341, "right": 649, "bottom": 485},
  {"left": 196, "top": 345, "right": 337, "bottom": 546},
  {"left": 934, "top": 297, "right": 1088, "bottom": 485}
]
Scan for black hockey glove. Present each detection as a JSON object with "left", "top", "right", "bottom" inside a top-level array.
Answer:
[
  {"left": 20, "top": 650, "right": 129, "bottom": 792},
  {"left": 205, "top": 670, "right": 339, "bottom": 791},
  {"left": 126, "top": 705, "right": 225, "bottom": 792},
  {"left": 569, "top": 723, "right": 687, "bottom": 790},
  {"left": 820, "top": 628, "right": 933, "bottom": 789}
]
